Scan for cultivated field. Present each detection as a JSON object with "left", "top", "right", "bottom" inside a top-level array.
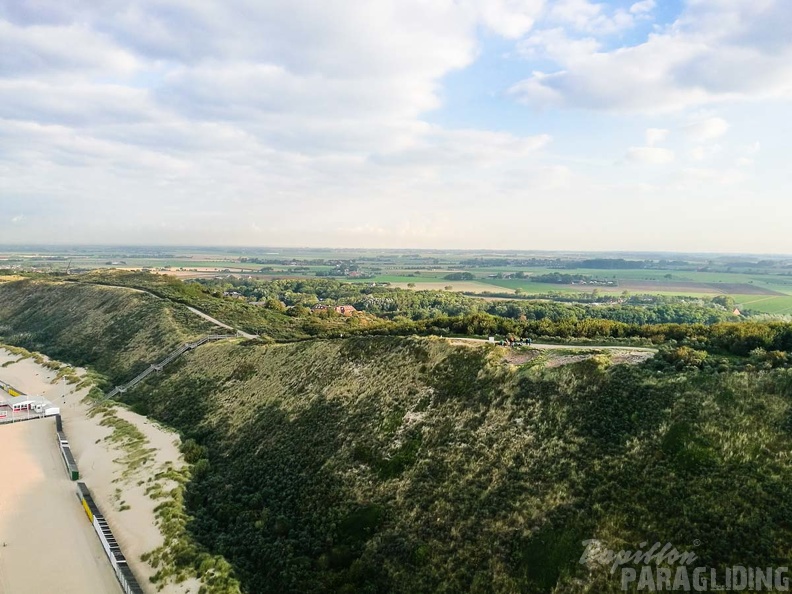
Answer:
[
  {"left": 389, "top": 280, "right": 498, "bottom": 292},
  {"left": 5, "top": 247, "right": 792, "bottom": 314}
]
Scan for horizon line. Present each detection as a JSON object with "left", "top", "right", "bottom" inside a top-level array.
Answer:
[{"left": 1, "top": 244, "right": 792, "bottom": 259}]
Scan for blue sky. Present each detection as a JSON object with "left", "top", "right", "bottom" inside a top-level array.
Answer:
[{"left": 1, "top": 0, "right": 791, "bottom": 252}]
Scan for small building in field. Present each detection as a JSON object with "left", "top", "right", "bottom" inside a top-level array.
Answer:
[
  {"left": 733, "top": 308, "right": 742, "bottom": 316},
  {"left": 310, "top": 304, "right": 357, "bottom": 316}
]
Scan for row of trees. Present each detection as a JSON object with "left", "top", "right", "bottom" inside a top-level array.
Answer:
[
  {"left": 345, "top": 313, "right": 792, "bottom": 357},
  {"left": 55, "top": 272, "right": 792, "bottom": 358},
  {"left": 195, "top": 277, "right": 741, "bottom": 326}
]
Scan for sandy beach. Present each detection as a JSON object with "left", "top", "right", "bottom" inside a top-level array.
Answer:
[
  {"left": 0, "top": 348, "right": 200, "bottom": 594},
  {"left": 0, "top": 419, "right": 121, "bottom": 594}
]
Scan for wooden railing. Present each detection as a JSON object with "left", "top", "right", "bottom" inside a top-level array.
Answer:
[{"left": 97, "top": 334, "right": 231, "bottom": 404}]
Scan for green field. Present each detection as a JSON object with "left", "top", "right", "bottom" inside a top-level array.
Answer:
[
  {"left": 353, "top": 269, "right": 792, "bottom": 313},
  {"left": 733, "top": 294, "right": 792, "bottom": 314},
  {"left": 5, "top": 246, "right": 792, "bottom": 315}
]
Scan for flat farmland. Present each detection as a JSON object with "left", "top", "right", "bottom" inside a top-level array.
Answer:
[
  {"left": 6, "top": 247, "right": 792, "bottom": 315},
  {"left": 733, "top": 295, "right": 792, "bottom": 314},
  {"left": 388, "top": 280, "right": 504, "bottom": 292},
  {"left": 550, "top": 268, "right": 780, "bottom": 283},
  {"left": 472, "top": 279, "right": 577, "bottom": 294},
  {"left": 349, "top": 274, "right": 449, "bottom": 284},
  {"left": 611, "top": 280, "right": 783, "bottom": 296}
]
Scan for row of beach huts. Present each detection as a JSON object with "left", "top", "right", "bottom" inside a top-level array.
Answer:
[{"left": 54, "top": 413, "right": 145, "bottom": 594}]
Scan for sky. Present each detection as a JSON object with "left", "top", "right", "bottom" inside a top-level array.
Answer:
[{"left": 1, "top": 0, "right": 791, "bottom": 252}]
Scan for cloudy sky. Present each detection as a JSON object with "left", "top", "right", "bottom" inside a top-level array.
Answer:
[{"left": 1, "top": 0, "right": 790, "bottom": 252}]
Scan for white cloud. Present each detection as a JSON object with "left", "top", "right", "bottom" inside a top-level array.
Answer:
[
  {"left": 0, "top": 0, "right": 554, "bottom": 165},
  {"left": 630, "top": 1, "right": 656, "bottom": 15},
  {"left": 0, "top": 0, "right": 559, "bottom": 246},
  {"left": 544, "top": 0, "right": 636, "bottom": 35},
  {"left": 0, "top": 0, "right": 554, "bottom": 176},
  {"left": 690, "top": 146, "right": 706, "bottom": 162},
  {"left": 645, "top": 128, "right": 669, "bottom": 146},
  {"left": 473, "top": 0, "right": 546, "bottom": 39},
  {"left": 689, "top": 144, "right": 723, "bottom": 162},
  {"left": 512, "top": 0, "right": 792, "bottom": 112},
  {"left": 626, "top": 147, "right": 675, "bottom": 164},
  {"left": 517, "top": 28, "right": 601, "bottom": 63},
  {"left": 0, "top": 20, "right": 139, "bottom": 76},
  {"left": 0, "top": 0, "right": 790, "bottom": 251},
  {"left": 684, "top": 117, "right": 730, "bottom": 141},
  {"left": 511, "top": 34, "right": 715, "bottom": 111},
  {"left": 679, "top": 167, "right": 746, "bottom": 186}
]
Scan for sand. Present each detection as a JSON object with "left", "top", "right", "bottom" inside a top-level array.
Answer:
[
  {"left": 0, "top": 419, "right": 121, "bottom": 594},
  {"left": 0, "top": 348, "right": 200, "bottom": 594}
]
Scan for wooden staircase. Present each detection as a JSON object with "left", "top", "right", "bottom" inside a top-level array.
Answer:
[{"left": 98, "top": 334, "right": 231, "bottom": 404}]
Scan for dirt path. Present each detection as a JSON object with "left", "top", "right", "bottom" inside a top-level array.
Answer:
[
  {"left": 447, "top": 337, "right": 656, "bottom": 367},
  {"left": 185, "top": 306, "right": 257, "bottom": 339},
  {"left": 447, "top": 337, "right": 656, "bottom": 352},
  {"left": 76, "top": 281, "right": 257, "bottom": 340}
]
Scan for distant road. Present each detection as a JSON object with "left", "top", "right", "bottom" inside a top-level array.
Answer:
[
  {"left": 447, "top": 337, "right": 657, "bottom": 352},
  {"left": 88, "top": 281, "right": 259, "bottom": 340},
  {"left": 87, "top": 281, "right": 654, "bottom": 349},
  {"left": 185, "top": 306, "right": 258, "bottom": 339}
]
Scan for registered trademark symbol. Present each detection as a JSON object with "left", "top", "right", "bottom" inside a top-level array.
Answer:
[{"left": 693, "top": 539, "right": 701, "bottom": 547}]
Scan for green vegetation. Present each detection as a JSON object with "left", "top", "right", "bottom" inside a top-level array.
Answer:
[
  {"left": 141, "top": 462, "right": 241, "bottom": 594},
  {"left": 119, "top": 337, "right": 792, "bottom": 594},
  {"left": 443, "top": 272, "right": 475, "bottom": 281},
  {"left": 65, "top": 272, "right": 392, "bottom": 341},
  {"left": 194, "top": 276, "right": 741, "bottom": 326},
  {"left": 87, "top": 400, "right": 241, "bottom": 593},
  {"left": 0, "top": 280, "right": 215, "bottom": 385},
  {"left": 6, "top": 247, "right": 792, "bottom": 314},
  {"left": 71, "top": 271, "right": 310, "bottom": 341},
  {"left": 89, "top": 403, "right": 157, "bottom": 479},
  {"left": 5, "top": 272, "right": 792, "bottom": 593}
]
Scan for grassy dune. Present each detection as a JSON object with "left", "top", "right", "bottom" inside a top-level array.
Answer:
[
  {"left": 124, "top": 337, "right": 792, "bottom": 594},
  {"left": 0, "top": 279, "right": 215, "bottom": 385},
  {"left": 5, "top": 278, "right": 792, "bottom": 594}
]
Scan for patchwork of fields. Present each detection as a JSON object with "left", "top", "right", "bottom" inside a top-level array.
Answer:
[
  {"left": 5, "top": 247, "right": 792, "bottom": 315},
  {"left": 360, "top": 269, "right": 792, "bottom": 314}
]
